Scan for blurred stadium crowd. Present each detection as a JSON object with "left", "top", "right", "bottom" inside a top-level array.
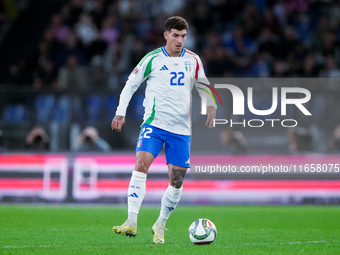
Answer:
[
  {"left": 0, "top": 0, "right": 340, "bottom": 153},
  {"left": 4, "top": 0, "right": 340, "bottom": 87}
]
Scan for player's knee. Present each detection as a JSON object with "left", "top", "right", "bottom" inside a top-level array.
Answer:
[
  {"left": 170, "top": 168, "right": 186, "bottom": 188},
  {"left": 135, "top": 160, "right": 149, "bottom": 174}
]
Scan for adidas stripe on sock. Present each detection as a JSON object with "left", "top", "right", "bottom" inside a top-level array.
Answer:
[
  {"left": 156, "top": 184, "right": 182, "bottom": 225},
  {"left": 127, "top": 171, "right": 147, "bottom": 220}
]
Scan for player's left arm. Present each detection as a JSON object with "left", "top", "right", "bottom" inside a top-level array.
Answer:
[
  {"left": 194, "top": 55, "right": 217, "bottom": 128},
  {"left": 206, "top": 105, "right": 216, "bottom": 128}
]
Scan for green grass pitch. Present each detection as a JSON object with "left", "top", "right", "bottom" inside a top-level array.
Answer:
[{"left": 1, "top": 205, "right": 340, "bottom": 254}]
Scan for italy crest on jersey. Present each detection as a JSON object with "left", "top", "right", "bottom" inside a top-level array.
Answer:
[{"left": 185, "top": 61, "right": 191, "bottom": 72}]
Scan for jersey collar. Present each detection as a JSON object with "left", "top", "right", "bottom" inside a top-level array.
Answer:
[{"left": 162, "top": 46, "right": 186, "bottom": 57}]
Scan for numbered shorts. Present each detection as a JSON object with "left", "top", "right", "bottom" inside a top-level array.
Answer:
[{"left": 135, "top": 123, "right": 191, "bottom": 168}]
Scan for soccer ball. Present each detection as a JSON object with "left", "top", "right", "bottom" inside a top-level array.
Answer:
[{"left": 188, "top": 218, "right": 217, "bottom": 245}]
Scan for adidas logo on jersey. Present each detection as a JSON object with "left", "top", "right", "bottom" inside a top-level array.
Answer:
[
  {"left": 128, "top": 193, "right": 139, "bottom": 198},
  {"left": 160, "top": 65, "right": 168, "bottom": 71}
]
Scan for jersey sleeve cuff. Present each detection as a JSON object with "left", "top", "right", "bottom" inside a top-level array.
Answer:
[{"left": 115, "top": 111, "right": 126, "bottom": 117}]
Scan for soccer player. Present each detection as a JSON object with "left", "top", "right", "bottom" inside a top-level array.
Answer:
[{"left": 111, "top": 16, "right": 216, "bottom": 243}]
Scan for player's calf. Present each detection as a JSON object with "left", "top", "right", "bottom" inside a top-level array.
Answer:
[{"left": 170, "top": 168, "right": 186, "bottom": 188}]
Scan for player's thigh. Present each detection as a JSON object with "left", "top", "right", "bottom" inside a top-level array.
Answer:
[
  {"left": 135, "top": 151, "right": 156, "bottom": 174},
  {"left": 135, "top": 123, "right": 165, "bottom": 159},
  {"left": 164, "top": 132, "right": 191, "bottom": 168}
]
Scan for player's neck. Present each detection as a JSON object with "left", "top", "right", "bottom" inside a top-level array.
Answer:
[{"left": 165, "top": 45, "right": 181, "bottom": 57}]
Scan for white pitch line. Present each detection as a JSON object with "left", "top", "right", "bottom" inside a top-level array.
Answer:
[
  {"left": 2, "top": 245, "right": 52, "bottom": 249},
  {"left": 209, "top": 240, "right": 338, "bottom": 247},
  {"left": 232, "top": 240, "right": 337, "bottom": 246},
  {"left": 2, "top": 240, "right": 337, "bottom": 249},
  {"left": 242, "top": 240, "right": 330, "bottom": 246}
]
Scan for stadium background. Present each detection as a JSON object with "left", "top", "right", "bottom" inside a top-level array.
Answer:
[{"left": 0, "top": 0, "right": 340, "bottom": 205}]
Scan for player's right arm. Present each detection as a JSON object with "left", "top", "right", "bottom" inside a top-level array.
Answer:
[
  {"left": 111, "top": 68, "right": 143, "bottom": 132},
  {"left": 111, "top": 115, "right": 125, "bottom": 132},
  {"left": 111, "top": 51, "right": 157, "bottom": 132}
]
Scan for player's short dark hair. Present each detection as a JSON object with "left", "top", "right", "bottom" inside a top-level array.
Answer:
[{"left": 164, "top": 16, "right": 188, "bottom": 32}]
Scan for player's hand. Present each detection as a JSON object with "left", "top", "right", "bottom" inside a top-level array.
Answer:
[
  {"left": 205, "top": 106, "right": 216, "bottom": 128},
  {"left": 111, "top": 115, "right": 125, "bottom": 132}
]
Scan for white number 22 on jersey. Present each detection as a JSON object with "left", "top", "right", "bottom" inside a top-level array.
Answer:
[{"left": 139, "top": 127, "right": 153, "bottom": 139}]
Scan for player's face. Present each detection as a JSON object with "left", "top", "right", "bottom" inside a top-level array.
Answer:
[{"left": 164, "top": 29, "right": 187, "bottom": 57}]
